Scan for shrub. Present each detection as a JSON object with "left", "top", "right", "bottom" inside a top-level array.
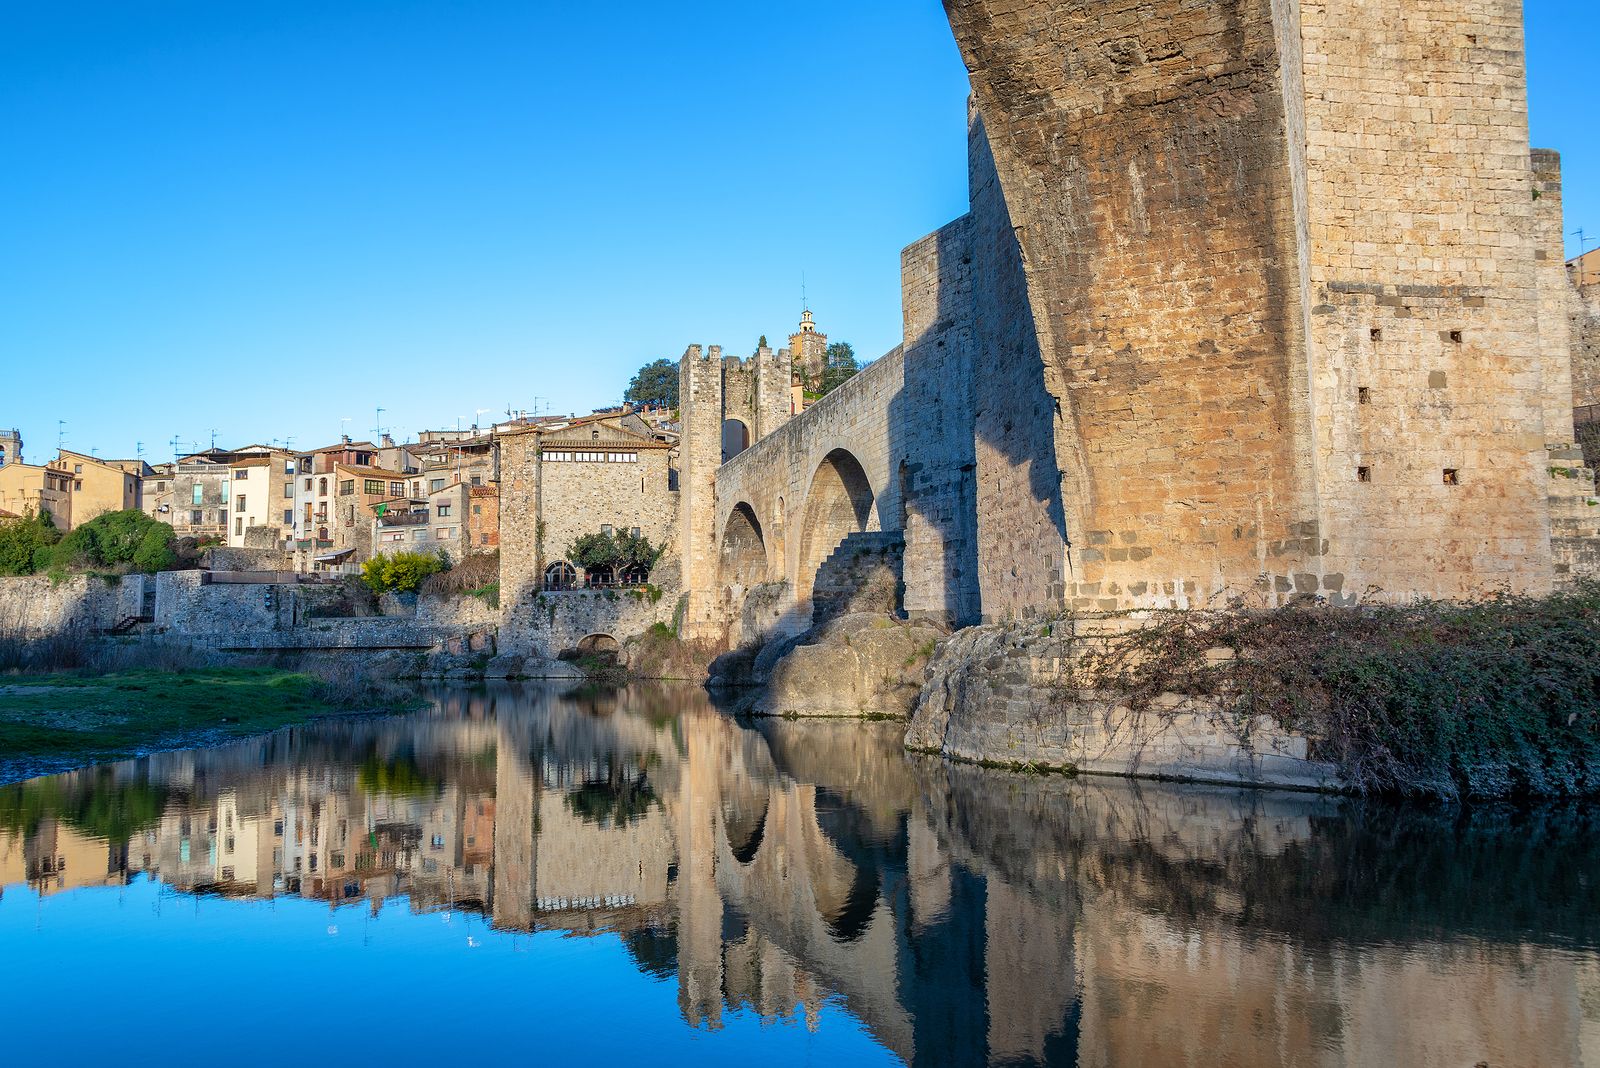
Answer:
[
  {"left": 1060, "top": 581, "right": 1600, "bottom": 801},
  {"left": 0, "top": 512, "right": 61, "bottom": 576},
  {"left": 361, "top": 550, "right": 449, "bottom": 594},
  {"left": 33, "top": 510, "right": 176, "bottom": 575}
]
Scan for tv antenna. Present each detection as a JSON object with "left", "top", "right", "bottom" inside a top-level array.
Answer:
[
  {"left": 57, "top": 420, "right": 66, "bottom": 451},
  {"left": 136, "top": 441, "right": 145, "bottom": 463},
  {"left": 372, "top": 406, "right": 389, "bottom": 441}
]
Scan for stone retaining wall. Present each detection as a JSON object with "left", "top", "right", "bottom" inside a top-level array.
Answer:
[
  {"left": 502, "top": 587, "right": 674, "bottom": 658},
  {"left": 0, "top": 575, "right": 123, "bottom": 637}
]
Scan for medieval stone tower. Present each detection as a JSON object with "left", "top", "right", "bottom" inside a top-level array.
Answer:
[
  {"left": 789, "top": 310, "right": 829, "bottom": 390},
  {"left": 677, "top": 343, "right": 792, "bottom": 631}
]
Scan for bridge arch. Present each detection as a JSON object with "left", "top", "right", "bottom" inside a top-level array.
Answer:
[
  {"left": 796, "top": 448, "right": 876, "bottom": 599},
  {"left": 720, "top": 502, "right": 769, "bottom": 592},
  {"left": 576, "top": 633, "right": 619, "bottom": 654}
]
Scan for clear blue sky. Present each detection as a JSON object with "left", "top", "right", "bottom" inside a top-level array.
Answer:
[{"left": 1, "top": 1, "right": 1594, "bottom": 462}]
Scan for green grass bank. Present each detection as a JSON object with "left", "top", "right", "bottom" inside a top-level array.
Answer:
[{"left": 0, "top": 667, "right": 413, "bottom": 783}]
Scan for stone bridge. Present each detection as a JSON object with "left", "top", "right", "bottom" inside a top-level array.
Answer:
[{"left": 676, "top": 0, "right": 1598, "bottom": 645}]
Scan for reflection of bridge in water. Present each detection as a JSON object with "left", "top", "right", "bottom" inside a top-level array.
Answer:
[{"left": 3, "top": 685, "right": 1597, "bottom": 1065}]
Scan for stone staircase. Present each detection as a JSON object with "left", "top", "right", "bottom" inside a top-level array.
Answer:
[
  {"left": 1547, "top": 444, "right": 1600, "bottom": 586},
  {"left": 811, "top": 531, "right": 905, "bottom": 628}
]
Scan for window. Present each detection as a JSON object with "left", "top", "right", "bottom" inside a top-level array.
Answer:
[
  {"left": 480, "top": 534, "right": 489, "bottom": 545},
  {"left": 318, "top": 477, "right": 328, "bottom": 495},
  {"left": 430, "top": 478, "right": 445, "bottom": 492},
  {"left": 473, "top": 504, "right": 481, "bottom": 515},
  {"left": 1357, "top": 387, "right": 1370, "bottom": 405},
  {"left": 411, "top": 481, "right": 422, "bottom": 496},
  {"left": 1357, "top": 466, "right": 1371, "bottom": 483},
  {"left": 219, "top": 510, "right": 227, "bottom": 528},
  {"left": 233, "top": 469, "right": 248, "bottom": 480},
  {"left": 1370, "top": 328, "right": 1382, "bottom": 341},
  {"left": 220, "top": 480, "right": 229, "bottom": 504},
  {"left": 193, "top": 484, "right": 204, "bottom": 506},
  {"left": 1443, "top": 469, "right": 1459, "bottom": 485},
  {"left": 285, "top": 461, "right": 296, "bottom": 474},
  {"left": 470, "top": 475, "right": 482, "bottom": 486},
  {"left": 436, "top": 503, "right": 451, "bottom": 517},
  {"left": 1448, "top": 330, "right": 1463, "bottom": 344},
  {"left": 340, "top": 479, "right": 355, "bottom": 496},
  {"left": 156, "top": 482, "right": 167, "bottom": 493},
  {"left": 191, "top": 510, "right": 203, "bottom": 524},
  {"left": 591, "top": 428, "right": 600, "bottom": 439},
  {"left": 284, "top": 483, "right": 294, "bottom": 498},
  {"left": 389, "top": 482, "right": 404, "bottom": 496},
  {"left": 630, "top": 527, "right": 640, "bottom": 538},
  {"left": 363, "top": 479, "right": 383, "bottom": 495},
  {"left": 304, "top": 477, "right": 312, "bottom": 491},
  {"left": 544, "top": 561, "right": 576, "bottom": 590},
  {"left": 601, "top": 524, "right": 613, "bottom": 536},
  {"left": 283, "top": 509, "right": 294, "bottom": 525},
  {"left": 235, "top": 518, "right": 243, "bottom": 535},
  {"left": 73, "top": 463, "right": 83, "bottom": 474},
  {"left": 412, "top": 529, "right": 425, "bottom": 540}
]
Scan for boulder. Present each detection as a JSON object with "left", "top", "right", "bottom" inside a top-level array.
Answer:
[{"left": 753, "top": 612, "right": 946, "bottom": 718}]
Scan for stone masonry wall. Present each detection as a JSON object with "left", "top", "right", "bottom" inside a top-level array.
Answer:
[
  {"left": 948, "top": 0, "right": 1321, "bottom": 613},
  {"left": 1301, "top": 0, "right": 1557, "bottom": 599},
  {"left": 503, "top": 587, "right": 673, "bottom": 659},
  {"left": 0, "top": 575, "right": 122, "bottom": 637},
  {"left": 963, "top": 109, "right": 1067, "bottom": 622},
  {"left": 497, "top": 429, "right": 676, "bottom": 622},
  {"left": 1573, "top": 281, "right": 1600, "bottom": 412}
]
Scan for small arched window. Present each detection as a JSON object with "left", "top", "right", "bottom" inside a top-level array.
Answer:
[{"left": 544, "top": 561, "right": 577, "bottom": 591}]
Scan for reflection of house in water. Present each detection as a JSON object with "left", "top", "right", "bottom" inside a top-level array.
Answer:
[{"left": 4, "top": 688, "right": 1599, "bottom": 1066}]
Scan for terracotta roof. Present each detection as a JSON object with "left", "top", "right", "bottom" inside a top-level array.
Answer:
[
  {"left": 468, "top": 485, "right": 499, "bottom": 498},
  {"left": 229, "top": 457, "right": 273, "bottom": 468}
]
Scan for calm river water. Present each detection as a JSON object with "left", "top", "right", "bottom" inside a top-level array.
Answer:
[{"left": 1, "top": 683, "right": 1596, "bottom": 1066}]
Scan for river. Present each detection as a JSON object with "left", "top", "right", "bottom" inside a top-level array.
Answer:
[{"left": 1, "top": 683, "right": 1595, "bottom": 1066}]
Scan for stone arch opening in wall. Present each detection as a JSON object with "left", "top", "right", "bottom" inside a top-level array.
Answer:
[
  {"left": 721, "top": 418, "right": 751, "bottom": 463},
  {"left": 796, "top": 448, "right": 875, "bottom": 599},
  {"left": 720, "top": 502, "right": 769, "bottom": 596},
  {"left": 544, "top": 560, "right": 576, "bottom": 591},
  {"left": 577, "top": 633, "right": 619, "bottom": 654}
]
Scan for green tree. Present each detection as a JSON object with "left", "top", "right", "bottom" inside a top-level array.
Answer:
[
  {"left": 0, "top": 512, "right": 61, "bottom": 576},
  {"left": 568, "top": 529, "right": 662, "bottom": 581},
  {"left": 36, "top": 510, "right": 177, "bottom": 575},
  {"left": 360, "top": 550, "right": 449, "bottom": 594},
  {"left": 625, "top": 358, "right": 679, "bottom": 409},
  {"left": 820, "top": 341, "right": 860, "bottom": 396}
]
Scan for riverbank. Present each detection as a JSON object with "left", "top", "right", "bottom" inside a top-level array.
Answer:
[{"left": 0, "top": 667, "right": 418, "bottom": 784}]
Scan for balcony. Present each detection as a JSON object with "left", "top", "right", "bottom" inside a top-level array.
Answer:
[{"left": 376, "top": 511, "right": 429, "bottom": 527}]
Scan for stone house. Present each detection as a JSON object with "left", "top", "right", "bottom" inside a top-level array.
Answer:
[
  {"left": 498, "top": 413, "right": 676, "bottom": 607},
  {"left": 0, "top": 461, "right": 73, "bottom": 529},
  {"left": 0, "top": 428, "right": 20, "bottom": 469},
  {"left": 371, "top": 480, "right": 471, "bottom": 562},
  {"left": 48, "top": 449, "right": 142, "bottom": 529},
  {"left": 163, "top": 455, "right": 231, "bottom": 541},
  {"left": 225, "top": 452, "right": 297, "bottom": 548},
  {"left": 468, "top": 484, "right": 499, "bottom": 551}
]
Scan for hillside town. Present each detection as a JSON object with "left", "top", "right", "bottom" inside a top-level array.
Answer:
[{"left": 0, "top": 311, "right": 847, "bottom": 584}]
